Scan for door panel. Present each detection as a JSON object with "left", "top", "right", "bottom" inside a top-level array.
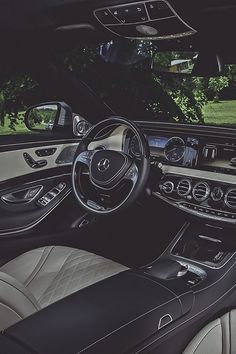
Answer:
[
  {"left": 0, "top": 142, "right": 78, "bottom": 182},
  {"left": 0, "top": 137, "right": 81, "bottom": 237},
  {"left": 0, "top": 174, "right": 71, "bottom": 235}
]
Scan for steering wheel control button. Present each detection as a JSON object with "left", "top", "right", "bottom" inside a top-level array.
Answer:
[{"left": 78, "top": 151, "right": 94, "bottom": 165}]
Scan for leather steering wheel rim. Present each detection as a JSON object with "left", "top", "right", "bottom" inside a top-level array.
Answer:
[{"left": 72, "top": 116, "right": 150, "bottom": 215}]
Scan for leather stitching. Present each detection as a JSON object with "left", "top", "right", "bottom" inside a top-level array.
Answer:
[
  {"left": 38, "top": 249, "right": 84, "bottom": 306},
  {"left": 38, "top": 250, "right": 126, "bottom": 307},
  {"left": 0, "top": 275, "right": 39, "bottom": 311},
  {"left": 24, "top": 246, "right": 55, "bottom": 287}
]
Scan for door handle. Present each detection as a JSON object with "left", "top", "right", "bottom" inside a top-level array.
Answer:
[
  {"left": 1, "top": 185, "right": 43, "bottom": 205},
  {"left": 23, "top": 152, "right": 47, "bottom": 169}
]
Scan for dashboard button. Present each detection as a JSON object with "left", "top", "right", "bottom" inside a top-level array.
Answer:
[
  {"left": 95, "top": 9, "right": 119, "bottom": 24},
  {"left": 110, "top": 4, "right": 148, "bottom": 23},
  {"left": 146, "top": 1, "right": 174, "bottom": 20}
]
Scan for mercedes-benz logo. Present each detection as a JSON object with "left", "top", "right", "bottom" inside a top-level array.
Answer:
[{"left": 97, "top": 158, "right": 110, "bottom": 172}]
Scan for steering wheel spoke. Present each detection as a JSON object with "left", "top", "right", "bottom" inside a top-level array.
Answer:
[
  {"left": 124, "top": 163, "right": 139, "bottom": 186},
  {"left": 75, "top": 150, "right": 94, "bottom": 168}
]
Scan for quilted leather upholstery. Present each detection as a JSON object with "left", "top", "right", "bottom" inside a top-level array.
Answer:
[
  {"left": 0, "top": 246, "right": 128, "bottom": 330},
  {"left": 183, "top": 310, "right": 236, "bottom": 354}
]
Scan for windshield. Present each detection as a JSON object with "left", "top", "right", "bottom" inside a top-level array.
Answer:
[{"left": 63, "top": 40, "right": 236, "bottom": 127}]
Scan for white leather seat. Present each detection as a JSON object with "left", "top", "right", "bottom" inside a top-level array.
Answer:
[
  {"left": 183, "top": 309, "right": 236, "bottom": 354},
  {"left": 0, "top": 246, "right": 128, "bottom": 331}
]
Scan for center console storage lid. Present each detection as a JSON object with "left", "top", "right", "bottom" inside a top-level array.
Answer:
[{"left": 4, "top": 271, "right": 192, "bottom": 354}]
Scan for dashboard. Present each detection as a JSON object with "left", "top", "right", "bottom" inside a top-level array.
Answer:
[
  {"left": 129, "top": 134, "right": 198, "bottom": 166},
  {"left": 126, "top": 125, "right": 236, "bottom": 224},
  {"left": 89, "top": 122, "right": 236, "bottom": 225},
  {"left": 129, "top": 131, "right": 236, "bottom": 175}
]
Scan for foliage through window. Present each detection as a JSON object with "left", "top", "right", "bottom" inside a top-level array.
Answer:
[{"left": 63, "top": 41, "right": 236, "bottom": 127}]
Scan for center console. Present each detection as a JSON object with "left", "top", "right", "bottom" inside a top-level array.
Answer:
[
  {"left": 1, "top": 221, "right": 236, "bottom": 354},
  {"left": 0, "top": 270, "right": 194, "bottom": 354}
]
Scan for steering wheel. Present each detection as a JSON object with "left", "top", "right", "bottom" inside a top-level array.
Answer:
[{"left": 72, "top": 117, "right": 150, "bottom": 215}]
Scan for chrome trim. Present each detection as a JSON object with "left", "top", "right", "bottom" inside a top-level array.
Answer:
[
  {"left": 162, "top": 181, "right": 174, "bottom": 194},
  {"left": 0, "top": 190, "right": 71, "bottom": 236},
  {"left": 1, "top": 185, "right": 43, "bottom": 205},
  {"left": 177, "top": 178, "right": 191, "bottom": 197},
  {"left": 224, "top": 188, "right": 236, "bottom": 209},
  {"left": 161, "top": 165, "right": 236, "bottom": 185},
  {"left": 192, "top": 181, "right": 210, "bottom": 202},
  {"left": 97, "top": 158, "right": 110, "bottom": 172},
  {"left": 211, "top": 187, "right": 224, "bottom": 202},
  {"left": 158, "top": 314, "right": 173, "bottom": 330},
  {"left": 153, "top": 191, "right": 236, "bottom": 225},
  {"left": 169, "top": 222, "right": 236, "bottom": 270},
  {"left": 164, "top": 136, "right": 186, "bottom": 163},
  {"left": 0, "top": 138, "right": 80, "bottom": 149},
  {"left": 198, "top": 235, "right": 222, "bottom": 243}
]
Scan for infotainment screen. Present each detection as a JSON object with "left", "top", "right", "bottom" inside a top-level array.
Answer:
[{"left": 199, "top": 144, "right": 236, "bottom": 174}]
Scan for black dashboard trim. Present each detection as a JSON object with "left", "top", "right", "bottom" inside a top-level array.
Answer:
[{"left": 136, "top": 121, "right": 236, "bottom": 139}]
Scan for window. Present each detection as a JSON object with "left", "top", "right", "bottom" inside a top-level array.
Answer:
[
  {"left": 0, "top": 73, "right": 40, "bottom": 135},
  {"left": 62, "top": 41, "right": 236, "bottom": 127}
]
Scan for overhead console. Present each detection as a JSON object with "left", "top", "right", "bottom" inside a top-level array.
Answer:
[{"left": 94, "top": 0, "right": 196, "bottom": 40}]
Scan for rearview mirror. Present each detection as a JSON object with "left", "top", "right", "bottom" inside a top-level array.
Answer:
[
  {"left": 98, "top": 40, "right": 224, "bottom": 77},
  {"left": 25, "top": 102, "right": 73, "bottom": 132}
]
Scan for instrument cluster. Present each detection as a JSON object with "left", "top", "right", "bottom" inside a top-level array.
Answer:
[{"left": 129, "top": 134, "right": 199, "bottom": 167}]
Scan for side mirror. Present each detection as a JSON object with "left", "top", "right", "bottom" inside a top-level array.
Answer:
[{"left": 24, "top": 102, "right": 73, "bottom": 132}]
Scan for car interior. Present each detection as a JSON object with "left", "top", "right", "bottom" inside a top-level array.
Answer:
[{"left": 1, "top": 0, "right": 236, "bottom": 353}]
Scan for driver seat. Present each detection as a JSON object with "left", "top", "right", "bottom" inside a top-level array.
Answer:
[{"left": 0, "top": 246, "right": 128, "bottom": 331}]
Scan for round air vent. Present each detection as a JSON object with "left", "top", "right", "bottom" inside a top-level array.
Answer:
[
  {"left": 225, "top": 189, "right": 236, "bottom": 209},
  {"left": 161, "top": 181, "right": 174, "bottom": 194},
  {"left": 192, "top": 182, "right": 210, "bottom": 202},
  {"left": 177, "top": 179, "right": 191, "bottom": 197}
]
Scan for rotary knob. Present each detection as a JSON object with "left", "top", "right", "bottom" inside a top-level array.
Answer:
[
  {"left": 211, "top": 187, "right": 223, "bottom": 202},
  {"left": 161, "top": 181, "right": 174, "bottom": 194}
]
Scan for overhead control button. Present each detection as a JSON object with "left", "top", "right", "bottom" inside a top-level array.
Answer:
[
  {"left": 146, "top": 1, "right": 174, "bottom": 20},
  {"left": 95, "top": 9, "right": 119, "bottom": 24},
  {"left": 109, "top": 3, "right": 148, "bottom": 24}
]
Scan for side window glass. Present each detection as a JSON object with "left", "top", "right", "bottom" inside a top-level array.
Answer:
[{"left": 0, "top": 74, "right": 39, "bottom": 135}]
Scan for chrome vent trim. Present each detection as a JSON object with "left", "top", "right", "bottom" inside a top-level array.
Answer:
[
  {"left": 192, "top": 182, "right": 210, "bottom": 202},
  {"left": 177, "top": 179, "right": 191, "bottom": 197},
  {"left": 225, "top": 189, "right": 236, "bottom": 209}
]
